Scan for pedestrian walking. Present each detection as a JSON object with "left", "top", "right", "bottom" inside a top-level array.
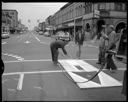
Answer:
[
  {"left": 50, "top": 39, "right": 71, "bottom": 65},
  {"left": 75, "top": 28, "right": 85, "bottom": 59},
  {"left": 97, "top": 25, "right": 108, "bottom": 65},
  {"left": 105, "top": 25, "right": 118, "bottom": 73}
]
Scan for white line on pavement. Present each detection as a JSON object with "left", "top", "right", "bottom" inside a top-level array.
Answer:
[
  {"left": 2, "top": 53, "right": 24, "bottom": 61},
  {"left": 2, "top": 79, "right": 8, "bottom": 84},
  {"left": 40, "top": 42, "right": 49, "bottom": 45},
  {"left": 7, "top": 89, "right": 16, "bottom": 92},
  {"left": 17, "top": 73, "right": 24, "bottom": 90},
  {"left": 3, "top": 68, "right": 126, "bottom": 76},
  {"left": 34, "top": 86, "right": 43, "bottom": 90},
  {"left": 4, "top": 58, "right": 98, "bottom": 63},
  {"left": 2, "top": 42, "right": 7, "bottom": 45},
  {"left": 32, "top": 33, "right": 40, "bottom": 42},
  {"left": 24, "top": 41, "right": 31, "bottom": 43},
  {"left": 83, "top": 44, "right": 98, "bottom": 48}
]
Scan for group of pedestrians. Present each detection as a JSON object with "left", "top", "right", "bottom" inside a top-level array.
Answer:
[
  {"left": 97, "top": 25, "right": 118, "bottom": 73},
  {"left": 50, "top": 24, "right": 126, "bottom": 74}
]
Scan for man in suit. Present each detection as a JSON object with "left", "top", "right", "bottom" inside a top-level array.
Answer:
[
  {"left": 75, "top": 28, "right": 85, "bottom": 59},
  {"left": 105, "top": 25, "right": 117, "bottom": 73},
  {"left": 97, "top": 25, "right": 108, "bottom": 65}
]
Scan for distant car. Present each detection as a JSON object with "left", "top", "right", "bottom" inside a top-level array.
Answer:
[
  {"left": 56, "top": 31, "right": 70, "bottom": 41},
  {"left": 20, "top": 31, "right": 23, "bottom": 34},
  {"left": 38, "top": 31, "right": 43, "bottom": 35},
  {"left": 44, "top": 32, "right": 50, "bottom": 37},
  {"left": 2, "top": 32, "right": 10, "bottom": 39}
]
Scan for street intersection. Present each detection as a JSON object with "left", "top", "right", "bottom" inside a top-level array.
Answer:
[{"left": 2, "top": 31, "right": 126, "bottom": 101}]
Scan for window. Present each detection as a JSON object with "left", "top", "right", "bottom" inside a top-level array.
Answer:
[
  {"left": 11, "top": 12, "right": 14, "bottom": 15},
  {"left": 99, "top": 3, "right": 106, "bottom": 10},
  {"left": 115, "top": 3, "right": 123, "bottom": 11},
  {"left": 122, "top": 4, "right": 125, "bottom": 11},
  {"left": 106, "top": 3, "right": 110, "bottom": 10}
]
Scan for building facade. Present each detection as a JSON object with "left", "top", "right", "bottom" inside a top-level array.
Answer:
[
  {"left": 2, "top": 9, "right": 18, "bottom": 33},
  {"left": 50, "top": 2, "right": 127, "bottom": 39},
  {"left": 83, "top": 3, "right": 127, "bottom": 39}
]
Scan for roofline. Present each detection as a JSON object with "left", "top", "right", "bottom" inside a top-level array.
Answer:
[{"left": 2, "top": 9, "right": 18, "bottom": 13}]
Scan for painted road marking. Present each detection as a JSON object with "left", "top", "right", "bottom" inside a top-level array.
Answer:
[
  {"left": 3, "top": 67, "right": 126, "bottom": 76},
  {"left": 24, "top": 41, "right": 30, "bottom": 43},
  {"left": 32, "top": 33, "right": 40, "bottom": 42},
  {"left": 2, "top": 53, "right": 24, "bottom": 61},
  {"left": 58, "top": 60, "right": 123, "bottom": 89},
  {"left": 17, "top": 73, "right": 24, "bottom": 90},
  {"left": 34, "top": 86, "right": 43, "bottom": 90},
  {"left": 40, "top": 42, "right": 49, "bottom": 45},
  {"left": 2, "top": 42, "right": 7, "bottom": 45},
  {"left": 2, "top": 53, "right": 23, "bottom": 59},
  {"left": 83, "top": 44, "right": 98, "bottom": 48},
  {"left": 2, "top": 79, "right": 8, "bottom": 84},
  {"left": 4, "top": 58, "right": 98, "bottom": 63},
  {"left": 7, "top": 89, "right": 16, "bottom": 92}
]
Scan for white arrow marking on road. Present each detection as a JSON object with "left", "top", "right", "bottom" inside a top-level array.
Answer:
[{"left": 17, "top": 73, "right": 24, "bottom": 90}]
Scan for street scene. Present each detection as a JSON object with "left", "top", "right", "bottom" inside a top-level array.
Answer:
[{"left": 1, "top": 2, "right": 127, "bottom": 101}]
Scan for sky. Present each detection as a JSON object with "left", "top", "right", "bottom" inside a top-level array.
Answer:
[{"left": 2, "top": 2, "right": 67, "bottom": 30}]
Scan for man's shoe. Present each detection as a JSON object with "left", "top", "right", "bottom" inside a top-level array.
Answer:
[{"left": 53, "top": 61, "right": 58, "bottom": 65}]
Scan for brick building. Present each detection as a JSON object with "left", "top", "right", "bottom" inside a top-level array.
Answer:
[
  {"left": 2, "top": 9, "right": 18, "bottom": 33},
  {"left": 50, "top": 2, "right": 127, "bottom": 39}
]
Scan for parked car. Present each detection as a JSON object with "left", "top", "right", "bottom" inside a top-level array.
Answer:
[
  {"left": 56, "top": 31, "right": 70, "bottom": 41},
  {"left": 44, "top": 32, "right": 50, "bottom": 37},
  {"left": 2, "top": 32, "right": 10, "bottom": 39},
  {"left": 38, "top": 31, "right": 43, "bottom": 35}
]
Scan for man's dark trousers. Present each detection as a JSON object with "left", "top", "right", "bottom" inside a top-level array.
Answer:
[
  {"left": 106, "top": 54, "right": 117, "bottom": 70},
  {"left": 50, "top": 46, "right": 59, "bottom": 63}
]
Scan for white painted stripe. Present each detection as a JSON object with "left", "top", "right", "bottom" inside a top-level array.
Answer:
[
  {"left": 17, "top": 73, "right": 24, "bottom": 90},
  {"left": 34, "top": 86, "right": 43, "bottom": 90},
  {"left": 8, "top": 89, "right": 16, "bottom": 92},
  {"left": 3, "top": 67, "right": 126, "bottom": 76},
  {"left": 40, "top": 42, "right": 49, "bottom": 45},
  {"left": 4, "top": 58, "right": 98, "bottom": 63},
  {"left": 102, "top": 68, "right": 126, "bottom": 71},
  {"left": 2, "top": 42, "right": 7, "bottom": 44},
  {"left": 32, "top": 33, "right": 40, "bottom": 42},
  {"left": 2, "top": 79, "right": 8, "bottom": 84},
  {"left": 24, "top": 41, "right": 30, "bottom": 43},
  {"left": 85, "top": 44, "right": 98, "bottom": 48},
  {"left": 2, "top": 53, "right": 24, "bottom": 60},
  {"left": 35, "top": 36, "right": 40, "bottom": 42}
]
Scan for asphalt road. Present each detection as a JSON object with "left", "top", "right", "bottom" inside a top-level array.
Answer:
[{"left": 2, "top": 31, "right": 126, "bottom": 101}]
